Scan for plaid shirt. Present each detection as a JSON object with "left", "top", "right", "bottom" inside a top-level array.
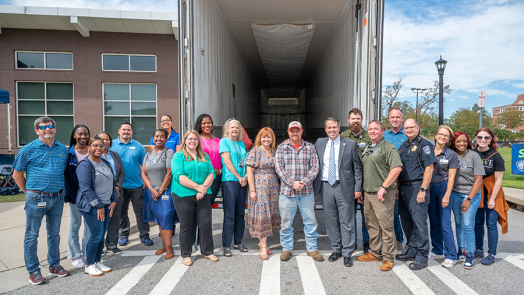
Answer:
[{"left": 275, "top": 139, "right": 319, "bottom": 197}]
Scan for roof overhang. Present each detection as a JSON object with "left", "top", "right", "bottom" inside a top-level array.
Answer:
[{"left": 0, "top": 5, "right": 178, "bottom": 39}]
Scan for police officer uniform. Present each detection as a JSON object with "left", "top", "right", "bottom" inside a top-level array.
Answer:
[{"left": 397, "top": 134, "right": 437, "bottom": 266}]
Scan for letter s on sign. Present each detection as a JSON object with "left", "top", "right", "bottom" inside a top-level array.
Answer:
[{"left": 520, "top": 149, "right": 524, "bottom": 158}]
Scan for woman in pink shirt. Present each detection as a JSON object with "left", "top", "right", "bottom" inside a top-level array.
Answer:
[{"left": 195, "top": 114, "right": 222, "bottom": 205}]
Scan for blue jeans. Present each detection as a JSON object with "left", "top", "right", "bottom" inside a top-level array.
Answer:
[
  {"left": 355, "top": 201, "right": 369, "bottom": 243},
  {"left": 81, "top": 204, "right": 110, "bottom": 266},
  {"left": 68, "top": 203, "right": 90, "bottom": 259},
  {"left": 451, "top": 191, "right": 481, "bottom": 254},
  {"left": 24, "top": 191, "right": 65, "bottom": 274},
  {"left": 429, "top": 182, "right": 456, "bottom": 260},
  {"left": 222, "top": 181, "right": 247, "bottom": 248},
  {"left": 394, "top": 199, "right": 404, "bottom": 243},
  {"left": 475, "top": 194, "right": 499, "bottom": 256},
  {"left": 279, "top": 192, "right": 319, "bottom": 252}
]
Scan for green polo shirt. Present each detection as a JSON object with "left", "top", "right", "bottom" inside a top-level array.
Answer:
[
  {"left": 341, "top": 129, "right": 371, "bottom": 159},
  {"left": 171, "top": 152, "right": 215, "bottom": 197},
  {"left": 361, "top": 137, "right": 403, "bottom": 193}
]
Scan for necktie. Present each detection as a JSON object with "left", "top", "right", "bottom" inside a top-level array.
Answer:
[{"left": 328, "top": 140, "right": 336, "bottom": 185}]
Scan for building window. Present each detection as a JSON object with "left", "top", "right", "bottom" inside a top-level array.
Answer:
[
  {"left": 16, "top": 52, "right": 73, "bottom": 70},
  {"left": 519, "top": 101, "right": 523, "bottom": 104},
  {"left": 500, "top": 124, "right": 505, "bottom": 129},
  {"left": 102, "top": 54, "right": 156, "bottom": 72},
  {"left": 513, "top": 129, "right": 518, "bottom": 133},
  {"left": 17, "top": 82, "right": 74, "bottom": 146},
  {"left": 520, "top": 107, "right": 524, "bottom": 111},
  {"left": 103, "top": 83, "right": 156, "bottom": 144}
]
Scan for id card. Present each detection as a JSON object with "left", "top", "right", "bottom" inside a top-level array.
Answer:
[
  {"left": 358, "top": 142, "right": 366, "bottom": 148},
  {"left": 161, "top": 191, "right": 169, "bottom": 200},
  {"left": 38, "top": 202, "right": 46, "bottom": 208},
  {"left": 440, "top": 159, "right": 449, "bottom": 164}
]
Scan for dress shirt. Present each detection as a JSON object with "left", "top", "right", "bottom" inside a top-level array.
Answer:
[{"left": 321, "top": 136, "right": 340, "bottom": 181}]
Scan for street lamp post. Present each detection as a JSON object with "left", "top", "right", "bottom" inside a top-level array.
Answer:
[
  {"left": 435, "top": 55, "right": 447, "bottom": 126},
  {"left": 411, "top": 88, "right": 427, "bottom": 122}
]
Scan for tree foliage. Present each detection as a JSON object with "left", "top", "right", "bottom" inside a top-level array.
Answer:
[
  {"left": 498, "top": 109, "right": 524, "bottom": 130},
  {"left": 416, "top": 81, "right": 453, "bottom": 115},
  {"left": 448, "top": 103, "right": 493, "bottom": 139}
]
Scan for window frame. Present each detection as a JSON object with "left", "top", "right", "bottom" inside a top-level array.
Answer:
[
  {"left": 16, "top": 81, "right": 75, "bottom": 146},
  {"left": 101, "top": 53, "right": 157, "bottom": 72},
  {"left": 15, "top": 51, "right": 73, "bottom": 70},
  {"left": 102, "top": 82, "right": 157, "bottom": 144}
]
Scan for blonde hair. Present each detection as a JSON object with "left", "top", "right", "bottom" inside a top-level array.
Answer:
[
  {"left": 222, "top": 118, "right": 243, "bottom": 141},
  {"left": 434, "top": 125, "right": 454, "bottom": 147},
  {"left": 179, "top": 129, "right": 209, "bottom": 162},
  {"left": 254, "top": 127, "right": 276, "bottom": 149}
]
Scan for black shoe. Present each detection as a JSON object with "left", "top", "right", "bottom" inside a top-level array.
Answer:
[
  {"left": 106, "top": 248, "right": 123, "bottom": 254},
  {"left": 396, "top": 253, "right": 416, "bottom": 261},
  {"left": 409, "top": 260, "right": 428, "bottom": 270},
  {"left": 343, "top": 256, "right": 353, "bottom": 267},
  {"left": 328, "top": 252, "right": 342, "bottom": 262},
  {"left": 363, "top": 242, "right": 370, "bottom": 254}
]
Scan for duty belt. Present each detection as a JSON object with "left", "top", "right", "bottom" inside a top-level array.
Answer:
[{"left": 399, "top": 180, "right": 422, "bottom": 186}]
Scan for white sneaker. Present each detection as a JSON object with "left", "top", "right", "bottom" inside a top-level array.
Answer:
[
  {"left": 85, "top": 265, "right": 103, "bottom": 276},
  {"left": 72, "top": 258, "right": 85, "bottom": 269},
  {"left": 95, "top": 262, "right": 112, "bottom": 273},
  {"left": 442, "top": 259, "right": 456, "bottom": 268},
  {"left": 428, "top": 252, "right": 445, "bottom": 260}
]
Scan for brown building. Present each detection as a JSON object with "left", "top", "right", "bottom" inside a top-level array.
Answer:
[
  {"left": 0, "top": 6, "right": 179, "bottom": 154},
  {"left": 492, "top": 94, "right": 524, "bottom": 132}
]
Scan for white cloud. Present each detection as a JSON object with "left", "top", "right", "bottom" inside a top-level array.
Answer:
[
  {"left": 3, "top": 0, "right": 177, "bottom": 12},
  {"left": 513, "top": 82, "right": 524, "bottom": 88}
]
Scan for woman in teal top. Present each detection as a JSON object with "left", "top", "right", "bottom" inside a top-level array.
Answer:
[
  {"left": 219, "top": 118, "right": 248, "bottom": 257},
  {"left": 171, "top": 129, "right": 218, "bottom": 266}
]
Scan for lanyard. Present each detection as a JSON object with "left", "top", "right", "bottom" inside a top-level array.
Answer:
[
  {"left": 363, "top": 144, "right": 376, "bottom": 156},
  {"left": 233, "top": 140, "right": 244, "bottom": 168}
]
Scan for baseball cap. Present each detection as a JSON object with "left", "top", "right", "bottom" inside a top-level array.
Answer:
[{"left": 288, "top": 121, "right": 302, "bottom": 130}]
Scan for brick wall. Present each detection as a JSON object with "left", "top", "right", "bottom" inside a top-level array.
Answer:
[{"left": 0, "top": 28, "right": 179, "bottom": 154}]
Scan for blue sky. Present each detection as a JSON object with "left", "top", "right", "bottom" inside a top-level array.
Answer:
[{"left": 2, "top": 0, "right": 523, "bottom": 119}]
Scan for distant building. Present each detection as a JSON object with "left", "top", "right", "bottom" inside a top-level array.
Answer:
[{"left": 493, "top": 94, "right": 524, "bottom": 132}]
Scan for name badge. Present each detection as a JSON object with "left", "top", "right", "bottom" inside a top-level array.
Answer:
[
  {"left": 130, "top": 146, "right": 136, "bottom": 150},
  {"left": 161, "top": 190, "right": 170, "bottom": 200},
  {"left": 38, "top": 202, "right": 46, "bottom": 208},
  {"left": 358, "top": 142, "right": 366, "bottom": 148},
  {"left": 440, "top": 159, "right": 449, "bottom": 164}
]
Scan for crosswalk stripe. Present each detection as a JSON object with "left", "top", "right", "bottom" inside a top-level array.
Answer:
[
  {"left": 504, "top": 256, "right": 524, "bottom": 270},
  {"left": 259, "top": 255, "right": 280, "bottom": 295},
  {"left": 149, "top": 257, "right": 190, "bottom": 295},
  {"left": 427, "top": 260, "right": 478, "bottom": 295},
  {"left": 393, "top": 261, "right": 435, "bottom": 295},
  {"left": 106, "top": 255, "right": 161, "bottom": 295},
  {"left": 296, "top": 256, "right": 326, "bottom": 295}
]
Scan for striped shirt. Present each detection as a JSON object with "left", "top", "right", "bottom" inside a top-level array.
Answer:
[
  {"left": 275, "top": 139, "right": 319, "bottom": 198},
  {"left": 13, "top": 138, "right": 68, "bottom": 193}
]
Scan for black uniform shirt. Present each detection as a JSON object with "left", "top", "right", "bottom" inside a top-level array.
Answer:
[{"left": 398, "top": 135, "right": 437, "bottom": 182}]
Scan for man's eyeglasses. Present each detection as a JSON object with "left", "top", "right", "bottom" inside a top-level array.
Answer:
[
  {"left": 476, "top": 136, "right": 491, "bottom": 141},
  {"left": 436, "top": 133, "right": 450, "bottom": 138},
  {"left": 38, "top": 125, "right": 55, "bottom": 130},
  {"left": 91, "top": 144, "right": 105, "bottom": 149}
]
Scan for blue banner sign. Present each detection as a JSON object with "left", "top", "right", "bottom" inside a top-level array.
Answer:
[{"left": 512, "top": 144, "right": 524, "bottom": 175}]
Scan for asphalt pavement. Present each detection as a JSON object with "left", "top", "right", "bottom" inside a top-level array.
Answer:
[{"left": 5, "top": 206, "right": 524, "bottom": 295}]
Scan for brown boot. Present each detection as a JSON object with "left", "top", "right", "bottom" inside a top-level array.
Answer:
[
  {"left": 281, "top": 251, "right": 292, "bottom": 261},
  {"left": 307, "top": 251, "right": 325, "bottom": 261},
  {"left": 358, "top": 252, "right": 382, "bottom": 262},
  {"left": 380, "top": 260, "right": 394, "bottom": 271}
]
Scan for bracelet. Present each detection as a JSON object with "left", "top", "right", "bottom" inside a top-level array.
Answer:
[
  {"left": 381, "top": 185, "right": 388, "bottom": 190},
  {"left": 250, "top": 190, "right": 255, "bottom": 192}
]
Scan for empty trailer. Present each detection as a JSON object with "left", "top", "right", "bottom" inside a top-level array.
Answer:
[{"left": 178, "top": 0, "right": 384, "bottom": 138}]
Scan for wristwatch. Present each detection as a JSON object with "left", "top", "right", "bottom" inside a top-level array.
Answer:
[
  {"left": 466, "top": 197, "right": 472, "bottom": 201},
  {"left": 420, "top": 187, "right": 427, "bottom": 192}
]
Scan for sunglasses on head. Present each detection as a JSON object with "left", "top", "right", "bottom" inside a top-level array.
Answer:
[{"left": 38, "top": 125, "right": 55, "bottom": 130}]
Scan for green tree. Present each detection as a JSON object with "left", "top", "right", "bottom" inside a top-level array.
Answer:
[
  {"left": 498, "top": 109, "right": 524, "bottom": 130},
  {"left": 416, "top": 80, "right": 453, "bottom": 116},
  {"left": 449, "top": 104, "right": 493, "bottom": 138},
  {"left": 493, "top": 129, "right": 517, "bottom": 141}
]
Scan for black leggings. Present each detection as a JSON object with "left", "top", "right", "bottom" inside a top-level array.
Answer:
[{"left": 173, "top": 193, "right": 214, "bottom": 257}]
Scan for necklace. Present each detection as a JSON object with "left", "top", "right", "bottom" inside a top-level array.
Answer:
[{"left": 202, "top": 135, "right": 216, "bottom": 162}]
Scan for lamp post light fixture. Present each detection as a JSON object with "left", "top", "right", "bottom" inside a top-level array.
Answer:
[
  {"left": 411, "top": 88, "right": 427, "bottom": 122},
  {"left": 435, "top": 55, "right": 447, "bottom": 126}
]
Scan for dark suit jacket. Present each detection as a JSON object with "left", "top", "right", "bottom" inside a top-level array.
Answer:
[{"left": 313, "top": 136, "right": 363, "bottom": 200}]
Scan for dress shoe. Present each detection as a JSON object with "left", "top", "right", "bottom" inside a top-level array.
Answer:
[
  {"left": 396, "top": 253, "right": 415, "bottom": 261},
  {"left": 281, "top": 251, "right": 292, "bottom": 261},
  {"left": 204, "top": 255, "right": 219, "bottom": 262},
  {"left": 358, "top": 252, "right": 381, "bottom": 262},
  {"left": 409, "top": 260, "right": 428, "bottom": 270},
  {"left": 307, "top": 251, "right": 325, "bottom": 261},
  {"left": 155, "top": 248, "right": 166, "bottom": 255},
  {"left": 363, "top": 242, "right": 370, "bottom": 254},
  {"left": 182, "top": 258, "right": 193, "bottom": 266},
  {"left": 328, "top": 252, "right": 342, "bottom": 262},
  {"left": 380, "top": 260, "right": 394, "bottom": 271},
  {"left": 343, "top": 256, "right": 353, "bottom": 267}
]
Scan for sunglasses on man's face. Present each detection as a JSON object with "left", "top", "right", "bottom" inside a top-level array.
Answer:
[{"left": 38, "top": 125, "right": 55, "bottom": 130}]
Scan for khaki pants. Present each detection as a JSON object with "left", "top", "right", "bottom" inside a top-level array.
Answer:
[{"left": 364, "top": 190, "right": 397, "bottom": 262}]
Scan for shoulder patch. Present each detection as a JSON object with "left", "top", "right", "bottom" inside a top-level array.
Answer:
[{"left": 423, "top": 146, "right": 431, "bottom": 155}]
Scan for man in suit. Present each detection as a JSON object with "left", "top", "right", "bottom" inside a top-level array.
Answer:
[{"left": 313, "top": 117, "right": 363, "bottom": 267}]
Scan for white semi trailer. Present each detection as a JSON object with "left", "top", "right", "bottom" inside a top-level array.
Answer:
[{"left": 178, "top": 0, "right": 384, "bottom": 138}]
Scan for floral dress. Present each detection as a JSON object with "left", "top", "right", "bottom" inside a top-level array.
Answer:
[{"left": 245, "top": 146, "right": 281, "bottom": 239}]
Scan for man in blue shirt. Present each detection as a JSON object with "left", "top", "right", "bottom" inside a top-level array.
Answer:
[
  {"left": 13, "top": 117, "right": 70, "bottom": 285},
  {"left": 383, "top": 107, "right": 408, "bottom": 250},
  {"left": 110, "top": 122, "right": 152, "bottom": 246}
]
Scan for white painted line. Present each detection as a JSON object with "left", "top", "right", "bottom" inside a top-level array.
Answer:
[
  {"left": 393, "top": 261, "right": 435, "bottom": 295},
  {"left": 504, "top": 256, "right": 524, "bottom": 270},
  {"left": 106, "top": 255, "right": 161, "bottom": 295},
  {"left": 259, "top": 255, "right": 280, "bottom": 295},
  {"left": 122, "top": 250, "right": 181, "bottom": 257},
  {"left": 427, "top": 260, "right": 478, "bottom": 295},
  {"left": 296, "top": 256, "right": 326, "bottom": 295},
  {"left": 149, "top": 257, "right": 190, "bottom": 295},
  {"left": 498, "top": 252, "right": 524, "bottom": 260}
]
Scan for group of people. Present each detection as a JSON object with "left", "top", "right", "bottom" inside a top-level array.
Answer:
[{"left": 13, "top": 105, "right": 509, "bottom": 285}]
